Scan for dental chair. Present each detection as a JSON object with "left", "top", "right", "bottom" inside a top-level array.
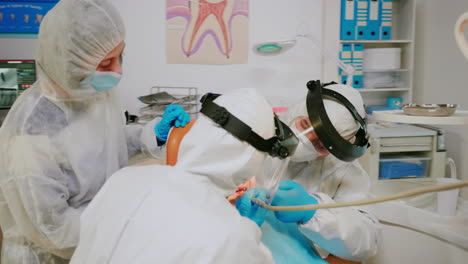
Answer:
[{"left": 166, "top": 120, "right": 196, "bottom": 166}]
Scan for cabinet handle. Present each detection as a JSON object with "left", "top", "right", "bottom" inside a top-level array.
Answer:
[{"left": 381, "top": 143, "right": 429, "bottom": 147}]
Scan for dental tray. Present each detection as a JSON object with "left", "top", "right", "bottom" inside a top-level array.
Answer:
[
  {"left": 400, "top": 104, "right": 458, "bottom": 117},
  {"left": 138, "top": 91, "right": 177, "bottom": 105}
]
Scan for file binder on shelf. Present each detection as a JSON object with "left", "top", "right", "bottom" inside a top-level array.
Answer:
[
  {"left": 340, "top": 0, "right": 356, "bottom": 40},
  {"left": 352, "top": 43, "right": 364, "bottom": 88},
  {"left": 367, "top": 0, "right": 381, "bottom": 40},
  {"left": 380, "top": 0, "right": 393, "bottom": 40},
  {"left": 356, "top": 0, "right": 369, "bottom": 40},
  {"left": 339, "top": 43, "right": 353, "bottom": 85}
]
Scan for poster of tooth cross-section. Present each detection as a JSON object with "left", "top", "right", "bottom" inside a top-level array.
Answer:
[{"left": 166, "top": 0, "right": 249, "bottom": 64}]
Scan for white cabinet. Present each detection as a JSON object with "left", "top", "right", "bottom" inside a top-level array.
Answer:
[{"left": 359, "top": 124, "right": 446, "bottom": 181}]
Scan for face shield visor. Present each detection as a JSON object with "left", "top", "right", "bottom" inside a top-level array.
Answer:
[
  {"left": 289, "top": 116, "right": 330, "bottom": 162},
  {"left": 302, "top": 80, "right": 369, "bottom": 162}
]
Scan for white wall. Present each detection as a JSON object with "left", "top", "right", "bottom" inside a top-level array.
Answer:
[
  {"left": 414, "top": 0, "right": 468, "bottom": 198},
  {"left": 0, "top": 38, "right": 36, "bottom": 59},
  {"left": 112, "top": 0, "right": 325, "bottom": 114},
  {"left": 0, "top": 0, "right": 326, "bottom": 114}
]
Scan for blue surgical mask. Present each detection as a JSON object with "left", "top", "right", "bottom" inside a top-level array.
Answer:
[{"left": 88, "top": 71, "right": 122, "bottom": 92}]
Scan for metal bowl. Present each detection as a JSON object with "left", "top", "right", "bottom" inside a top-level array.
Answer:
[{"left": 401, "top": 104, "right": 458, "bottom": 117}]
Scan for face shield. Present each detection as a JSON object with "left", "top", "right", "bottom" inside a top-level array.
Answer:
[{"left": 301, "top": 80, "right": 369, "bottom": 162}]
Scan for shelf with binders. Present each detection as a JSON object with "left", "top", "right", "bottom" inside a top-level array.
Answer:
[
  {"left": 340, "top": 0, "right": 415, "bottom": 42},
  {"left": 362, "top": 68, "right": 412, "bottom": 88},
  {"left": 338, "top": 0, "right": 416, "bottom": 107},
  {"left": 340, "top": 40, "right": 412, "bottom": 44}
]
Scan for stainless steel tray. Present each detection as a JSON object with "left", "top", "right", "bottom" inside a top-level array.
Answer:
[{"left": 400, "top": 104, "right": 458, "bottom": 117}]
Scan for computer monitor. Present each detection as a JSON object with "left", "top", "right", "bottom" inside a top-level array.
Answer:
[{"left": 0, "top": 60, "right": 36, "bottom": 108}]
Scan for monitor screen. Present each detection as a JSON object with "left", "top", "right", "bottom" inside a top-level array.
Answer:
[{"left": 0, "top": 60, "right": 36, "bottom": 108}]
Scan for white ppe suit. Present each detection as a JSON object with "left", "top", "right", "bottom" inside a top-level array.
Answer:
[
  {"left": 69, "top": 88, "right": 275, "bottom": 264},
  {"left": 0, "top": 0, "right": 160, "bottom": 263},
  {"left": 277, "top": 84, "right": 381, "bottom": 261}
]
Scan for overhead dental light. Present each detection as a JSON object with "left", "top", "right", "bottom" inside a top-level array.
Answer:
[
  {"left": 253, "top": 33, "right": 355, "bottom": 87},
  {"left": 253, "top": 40, "right": 297, "bottom": 56}
]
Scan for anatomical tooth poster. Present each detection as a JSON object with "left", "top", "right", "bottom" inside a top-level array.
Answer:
[{"left": 166, "top": 0, "right": 249, "bottom": 64}]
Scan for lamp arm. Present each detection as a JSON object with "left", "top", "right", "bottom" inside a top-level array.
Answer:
[{"left": 298, "top": 34, "right": 355, "bottom": 86}]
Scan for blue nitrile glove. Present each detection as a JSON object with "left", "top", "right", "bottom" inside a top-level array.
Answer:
[
  {"left": 271, "top": 181, "right": 318, "bottom": 224},
  {"left": 154, "top": 104, "right": 191, "bottom": 142},
  {"left": 236, "top": 188, "right": 268, "bottom": 227}
]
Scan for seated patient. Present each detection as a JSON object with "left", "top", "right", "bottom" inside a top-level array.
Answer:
[{"left": 69, "top": 88, "right": 276, "bottom": 264}]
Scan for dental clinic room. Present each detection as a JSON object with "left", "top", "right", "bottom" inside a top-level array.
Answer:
[{"left": 1, "top": 0, "right": 468, "bottom": 263}]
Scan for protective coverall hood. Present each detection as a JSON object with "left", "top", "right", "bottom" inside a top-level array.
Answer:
[
  {"left": 37, "top": 0, "right": 125, "bottom": 100},
  {"left": 176, "top": 88, "right": 275, "bottom": 197}
]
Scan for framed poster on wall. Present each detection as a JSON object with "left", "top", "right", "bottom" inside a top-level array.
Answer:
[{"left": 0, "top": 0, "right": 59, "bottom": 37}]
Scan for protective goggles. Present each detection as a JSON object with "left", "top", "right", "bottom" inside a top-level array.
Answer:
[
  {"left": 305, "top": 80, "right": 369, "bottom": 162},
  {"left": 199, "top": 93, "right": 299, "bottom": 159}
]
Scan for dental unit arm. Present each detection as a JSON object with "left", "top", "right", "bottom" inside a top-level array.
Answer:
[
  {"left": 297, "top": 33, "right": 355, "bottom": 87},
  {"left": 254, "top": 180, "right": 468, "bottom": 212}
]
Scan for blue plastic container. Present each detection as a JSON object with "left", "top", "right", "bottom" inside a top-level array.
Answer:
[{"left": 379, "top": 158, "right": 429, "bottom": 179}]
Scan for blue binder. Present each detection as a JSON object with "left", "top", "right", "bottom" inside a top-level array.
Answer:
[
  {"left": 340, "top": 0, "right": 357, "bottom": 40},
  {"left": 380, "top": 0, "right": 393, "bottom": 40},
  {"left": 356, "top": 0, "right": 369, "bottom": 40},
  {"left": 352, "top": 43, "right": 364, "bottom": 88},
  {"left": 339, "top": 43, "right": 353, "bottom": 85},
  {"left": 367, "top": 0, "right": 381, "bottom": 40}
]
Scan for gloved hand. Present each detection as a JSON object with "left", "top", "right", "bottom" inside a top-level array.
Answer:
[
  {"left": 154, "top": 104, "right": 190, "bottom": 142},
  {"left": 236, "top": 188, "right": 268, "bottom": 227},
  {"left": 271, "top": 181, "right": 318, "bottom": 224}
]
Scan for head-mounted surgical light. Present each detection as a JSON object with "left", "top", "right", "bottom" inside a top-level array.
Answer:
[{"left": 305, "top": 80, "right": 369, "bottom": 162}]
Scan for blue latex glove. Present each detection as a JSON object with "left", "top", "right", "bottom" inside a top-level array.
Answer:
[
  {"left": 271, "top": 181, "right": 318, "bottom": 224},
  {"left": 154, "top": 104, "right": 190, "bottom": 142},
  {"left": 236, "top": 188, "right": 268, "bottom": 227}
]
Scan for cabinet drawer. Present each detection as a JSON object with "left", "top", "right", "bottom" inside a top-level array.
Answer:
[{"left": 379, "top": 136, "right": 433, "bottom": 152}]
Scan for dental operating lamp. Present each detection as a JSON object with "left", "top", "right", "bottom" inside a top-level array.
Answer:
[{"left": 253, "top": 33, "right": 355, "bottom": 87}]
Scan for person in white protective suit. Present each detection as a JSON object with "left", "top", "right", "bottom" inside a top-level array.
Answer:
[
  {"left": 0, "top": 0, "right": 189, "bottom": 263},
  {"left": 237, "top": 82, "right": 381, "bottom": 263},
  {"left": 69, "top": 88, "right": 276, "bottom": 264}
]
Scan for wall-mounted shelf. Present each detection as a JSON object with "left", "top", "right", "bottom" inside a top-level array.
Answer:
[
  {"left": 358, "top": 88, "right": 410, "bottom": 92},
  {"left": 363, "top": 69, "right": 409, "bottom": 73},
  {"left": 340, "top": 40, "right": 413, "bottom": 44}
]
